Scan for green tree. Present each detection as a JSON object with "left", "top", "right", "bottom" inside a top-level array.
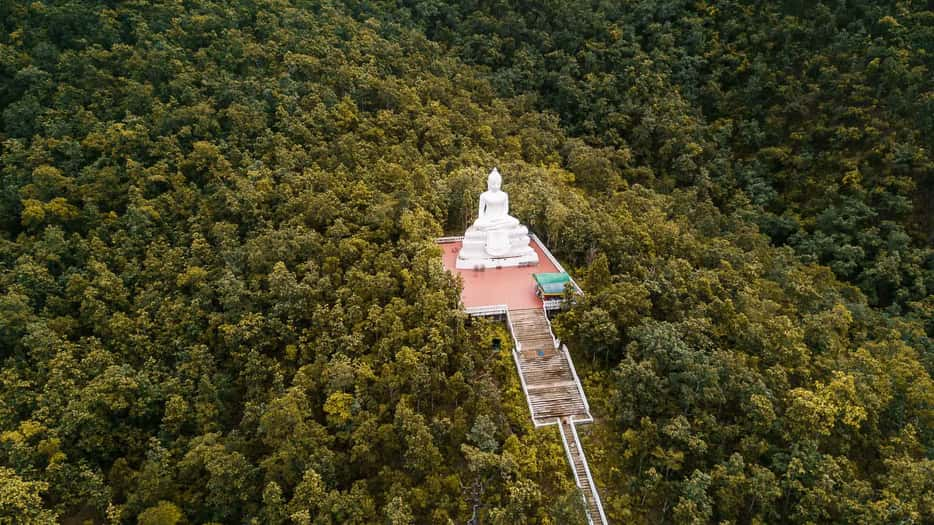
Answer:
[
  {"left": 0, "top": 467, "right": 57, "bottom": 524},
  {"left": 137, "top": 501, "right": 184, "bottom": 525}
]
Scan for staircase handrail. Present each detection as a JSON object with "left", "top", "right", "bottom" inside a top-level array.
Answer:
[
  {"left": 569, "top": 418, "right": 608, "bottom": 525},
  {"left": 557, "top": 419, "right": 595, "bottom": 525},
  {"left": 530, "top": 233, "right": 583, "bottom": 295},
  {"left": 562, "top": 344, "right": 591, "bottom": 417},
  {"left": 541, "top": 303, "right": 560, "bottom": 349},
  {"left": 504, "top": 308, "right": 521, "bottom": 354},
  {"left": 507, "top": 309, "right": 546, "bottom": 428}
]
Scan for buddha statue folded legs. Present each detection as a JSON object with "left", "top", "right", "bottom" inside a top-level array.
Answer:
[{"left": 456, "top": 168, "right": 539, "bottom": 269}]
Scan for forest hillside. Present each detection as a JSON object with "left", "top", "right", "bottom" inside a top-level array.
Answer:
[{"left": 1, "top": 1, "right": 931, "bottom": 524}]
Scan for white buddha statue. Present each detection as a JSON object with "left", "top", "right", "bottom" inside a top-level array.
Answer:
[{"left": 456, "top": 168, "right": 539, "bottom": 269}]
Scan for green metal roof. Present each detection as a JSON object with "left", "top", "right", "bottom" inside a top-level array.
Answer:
[{"left": 533, "top": 272, "right": 571, "bottom": 295}]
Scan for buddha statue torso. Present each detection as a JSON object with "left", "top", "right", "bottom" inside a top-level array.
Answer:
[{"left": 475, "top": 189, "right": 519, "bottom": 231}]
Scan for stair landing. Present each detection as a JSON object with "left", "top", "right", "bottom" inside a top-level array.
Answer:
[{"left": 509, "top": 308, "right": 591, "bottom": 425}]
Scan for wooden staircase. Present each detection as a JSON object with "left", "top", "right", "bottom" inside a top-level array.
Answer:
[
  {"left": 509, "top": 308, "right": 590, "bottom": 425},
  {"left": 506, "top": 307, "right": 607, "bottom": 524},
  {"left": 560, "top": 417, "right": 606, "bottom": 524}
]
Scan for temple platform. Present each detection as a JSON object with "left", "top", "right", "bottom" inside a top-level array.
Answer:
[{"left": 439, "top": 234, "right": 565, "bottom": 310}]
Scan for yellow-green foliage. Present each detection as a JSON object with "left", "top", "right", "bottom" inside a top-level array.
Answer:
[{"left": 0, "top": 1, "right": 931, "bottom": 524}]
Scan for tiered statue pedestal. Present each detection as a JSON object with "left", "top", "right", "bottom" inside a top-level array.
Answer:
[{"left": 456, "top": 225, "right": 540, "bottom": 269}]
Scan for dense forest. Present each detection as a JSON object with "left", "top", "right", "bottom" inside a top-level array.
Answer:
[{"left": 0, "top": 1, "right": 931, "bottom": 524}]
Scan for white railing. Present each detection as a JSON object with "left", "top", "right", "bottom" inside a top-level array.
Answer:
[
  {"left": 510, "top": 349, "right": 542, "bottom": 428},
  {"left": 436, "top": 235, "right": 465, "bottom": 243},
  {"left": 557, "top": 419, "right": 595, "bottom": 525},
  {"left": 438, "top": 233, "right": 583, "bottom": 295},
  {"left": 505, "top": 309, "right": 547, "bottom": 428},
  {"left": 541, "top": 303, "right": 560, "bottom": 349},
  {"left": 543, "top": 298, "right": 563, "bottom": 311},
  {"left": 504, "top": 309, "right": 521, "bottom": 354},
  {"left": 464, "top": 303, "right": 509, "bottom": 317},
  {"left": 568, "top": 417, "right": 608, "bottom": 525},
  {"left": 563, "top": 345, "right": 591, "bottom": 419},
  {"left": 530, "top": 233, "right": 584, "bottom": 295}
]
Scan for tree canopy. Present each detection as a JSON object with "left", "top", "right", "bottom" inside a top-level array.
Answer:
[{"left": 1, "top": 1, "right": 931, "bottom": 523}]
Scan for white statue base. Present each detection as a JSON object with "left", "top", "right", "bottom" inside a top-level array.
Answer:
[
  {"left": 456, "top": 221, "right": 539, "bottom": 269},
  {"left": 456, "top": 255, "right": 538, "bottom": 270}
]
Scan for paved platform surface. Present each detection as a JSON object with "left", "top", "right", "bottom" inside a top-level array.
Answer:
[{"left": 439, "top": 240, "right": 560, "bottom": 310}]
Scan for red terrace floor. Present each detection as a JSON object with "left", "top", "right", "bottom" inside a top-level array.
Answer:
[{"left": 440, "top": 240, "right": 561, "bottom": 310}]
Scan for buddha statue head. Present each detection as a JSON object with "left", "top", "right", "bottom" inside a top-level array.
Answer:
[{"left": 487, "top": 168, "right": 502, "bottom": 192}]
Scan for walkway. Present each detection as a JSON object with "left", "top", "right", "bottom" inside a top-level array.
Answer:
[
  {"left": 507, "top": 307, "right": 608, "bottom": 525},
  {"left": 559, "top": 417, "right": 607, "bottom": 525},
  {"left": 509, "top": 308, "right": 590, "bottom": 424}
]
